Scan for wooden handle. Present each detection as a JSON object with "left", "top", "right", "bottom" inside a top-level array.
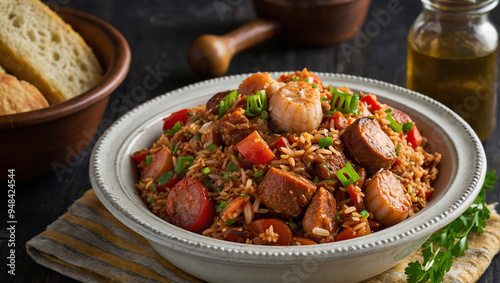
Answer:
[{"left": 188, "top": 19, "right": 280, "bottom": 78}]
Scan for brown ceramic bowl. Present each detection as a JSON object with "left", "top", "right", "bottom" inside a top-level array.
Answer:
[
  {"left": 0, "top": 6, "right": 131, "bottom": 180},
  {"left": 253, "top": 0, "right": 372, "bottom": 46}
]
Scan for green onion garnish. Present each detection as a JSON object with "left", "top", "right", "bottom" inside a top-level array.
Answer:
[
  {"left": 246, "top": 90, "right": 268, "bottom": 117},
  {"left": 201, "top": 167, "right": 211, "bottom": 175},
  {"left": 320, "top": 97, "right": 328, "bottom": 102},
  {"left": 219, "top": 90, "right": 238, "bottom": 118},
  {"left": 312, "top": 82, "right": 318, "bottom": 88},
  {"left": 313, "top": 176, "right": 319, "bottom": 183},
  {"left": 386, "top": 113, "right": 402, "bottom": 133},
  {"left": 227, "top": 162, "right": 238, "bottom": 172},
  {"left": 360, "top": 210, "right": 369, "bottom": 219},
  {"left": 226, "top": 219, "right": 236, "bottom": 225},
  {"left": 164, "top": 121, "right": 182, "bottom": 135},
  {"left": 175, "top": 156, "right": 194, "bottom": 174},
  {"left": 331, "top": 88, "right": 360, "bottom": 115},
  {"left": 217, "top": 186, "right": 224, "bottom": 192},
  {"left": 395, "top": 143, "right": 402, "bottom": 156},
  {"left": 304, "top": 78, "right": 309, "bottom": 82},
  {"left": 205, "top": 144, "right": 217, "bottom": 151},
  {"left": 223, "top": 173, "right": 230, "bottom": 180},
  {"left": 335, "top": 162, "right": 360, "bottom": 187},
  {"left": 293, "top": 76, "right": 300, "bottom": 82},
  {"left": 158, "top": 171, "right": 173, "bottom": 186},
  {"left": 145, "top": 154, "right": 152, "bottom": 165},
  {"left": 319, "top": 137, "right": 333, "bottom": 148},
  {"left": 230, "top": 175, "right": 238, "bottom": 181},
  {"left": 204, "top": 178, "right": 212, "bottom": 186},
  {"left": 402, "top": 122, "right": 414, "bottom": 133},
  {"left": 171, "top": 144, "right": 179, "bottom": 155},
  {"left": 149, "top": 195, "right": 154, "bottom": 205},
  {"left": 151, "top": 184, "right": 157, "bottom": 192},
  {"left": 240, "top": 194, "right": 247, "bottom": 197},
  {"left": 216, "top": 201, "right": 227, "bottom": 213},
  {"left": 254, "top": 171, "right": 263, "bottom": 179},
  {"left": 260, "top": 110, "right": 268, "bottom": 119},
  {"left": 193, "top": 134, "right": 201, "bottom": 140},
  {"left": 288, "top": 221, "right": 298, "bottom": 231}
]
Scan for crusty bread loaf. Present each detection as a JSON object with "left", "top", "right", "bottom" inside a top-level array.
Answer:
[
  {"left": 0, "top": 73, "right": 49, "bottom": 115},
  {"left": 0, "top": 0, "right": 103, "bottom": 104}
]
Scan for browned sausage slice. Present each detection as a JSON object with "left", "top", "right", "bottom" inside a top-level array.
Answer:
[
  {"left": 257, "top": 167, "right": 317, "bottom": 218},
  {"left": 315, "top": 149, "right": 346, "bottom": 181},
  {"left": 218, "top": 108, "right": 271, "bottom": 145},
  {"left": 342, "top": 117, "right": 396, "bottom": 173},
  {"left": 206, "top": 90, "right": 231, "bottom": 115},
  {"left": 302, "top": 187, "right": 337, "bottom": 243},
  {"left": 363, "top": 170, "right": 411, "bottom": 227}
]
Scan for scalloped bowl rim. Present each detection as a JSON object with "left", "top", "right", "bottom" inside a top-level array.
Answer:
[{"left": 90, "top": 72, "right": 486, "bottom": 265}]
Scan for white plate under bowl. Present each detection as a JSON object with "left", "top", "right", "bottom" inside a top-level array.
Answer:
[{"left": 90, "top": 73, "right": 486, "bottom": 283}]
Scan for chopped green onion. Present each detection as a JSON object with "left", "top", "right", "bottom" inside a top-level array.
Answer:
[
  {"left": 246, "top": 90, "right": 267, "bottom": 117},
  {"left": 293, "top": 76, "right": 300, "bottom": 82},
  {"left": 386, "top": 113, "right": 402, "bottom": 133},
  {"left": 204, "top": 178, "right": 212, "bottom": 186},
  {"left": 151, "top": 184, "right": 157, "bottom": 192},
  {"left": 395, "top": 143, "right": 402, "bottom": 156},
  {"left": 158, "top": 171, "right": 173, "bottom": 186},
  {"left": 360, "top": 210, "right": 369, "bottom": 219},
  {"left": 164, "top": 121, "right": 182, "bottom": 135},
  {"left": 260, "top": 110, "right": 268, "bottom": 119},
  {"left": 304, "top": 78, "right": 309, "bottom": 82},
  {"left": 319, "top": 137, "right": 333, "bottom": 148},
  {"left": 288, "top": 221, "right": 298, "bottom": 231},
  {"left": 201, "top": 166, "right": 211, "bottom": 175},
  {"left": 223, "top": 173, "right": 230, "bottom": 180},
  {"left": 323, "top": 160, "right": 333, "bottom": 175},
  {"left": 230, "top": 175, "right": 238, "bottom": 181},
  {"left": 326, "top": 110, "right": 334, "bottom": 116},
  {"left": 385, "top": 108, "right": 392, "bottom": 113},
  {"left": 402, "top": 122, "right": 415, "bottom": 133},
  {"left": 240, "top": 194, "right": 247, "bottom": 197},
  {"left": 335, "top": 162, "right": 360, "bottom": 187},
  {"left": 227, "top": 161, "right": 238, "bottom": 172},
  {"left": 172, "top": 144, "right": 179, "bottom": 155},
  {"left": 145, "top": 154, "right": 152, "bottom": 165},
  {"left": 219, "top": 90, "right": 238, "bottom": 118},
  {"left": 226, "top": 219, "right": 236, "bottom": 225},
  {"left": 217, "top": 186, "right": 224, "bottom": 192},
  {"left": 328, "top": 85, "right": 335, "bottom": 93},
  {"left": 149, "top": 195, "right": 154, "bottom": 205},
  {"left": 331, "top": 89, "right": 360, "bottom": 115},
  {"left": 193, "top": 133, "right": 201, "bottom": 140},
  {"left": 320, "top": 97, "right": 328, "bottom": 102},
  {"left": 313, "top": 176, "right": 319, "bottom": 183},
  {"left": 408, "top": 185, "right": 412, "bottom": 195},
  {"left": 205, "top": 144, "right": 217, "bottom": 151},
  {"left": 175, "top": 156, "right": 194, "bottom": 174},
  {"left": 257, "top": 118, "right": 264, "bottom": 123},
  {"left": 216, "top": 201, "right": 227, "bottom": 213},
  {"left": 254, "top": 171, "right": 263, "bottom": 179},
  {"left": 312, "top": 82, "right": 318, "bottom": 88}
]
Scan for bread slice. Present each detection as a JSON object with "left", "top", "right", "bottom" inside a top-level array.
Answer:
[
  {"left": 0, "top": 0, "right": 103, "bottom": 104},
  {"left": 0, "top": 73, "right": 49, "bottom": 115}
]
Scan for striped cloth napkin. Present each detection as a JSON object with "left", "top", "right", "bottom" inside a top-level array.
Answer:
[{"left": 27, "top": 189, "right": 500, "bottom": 283}]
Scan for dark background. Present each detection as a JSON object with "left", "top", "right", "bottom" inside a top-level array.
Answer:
[{"left": 2, "top": 0, "right": 500, "bottom": 282}]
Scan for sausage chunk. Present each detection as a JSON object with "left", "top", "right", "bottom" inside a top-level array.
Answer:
[
  {"left": 303, "top": 188, "right": 337, "bottom": 243},
  {"left": 363, "top": 170, "right": 411, "bottom": 227},
  {"left": 342, "top": 117, "right": 396, "bottom": 173},
  {"left": 257, "top": 167, "right": 317, "bottom": 218},
  {"left": 315, "top": 150, "right": 346, "bottom": 181},
  {"left": 218, "top": 108, "right": 271, "bottom": 145},
  {"left": 206, "top": 90, "right": 231, "bottom": 115}
]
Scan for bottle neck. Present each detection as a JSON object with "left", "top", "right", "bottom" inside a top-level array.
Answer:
[{"left": 421, "top": 0, "right": 496, "bottom": 24}]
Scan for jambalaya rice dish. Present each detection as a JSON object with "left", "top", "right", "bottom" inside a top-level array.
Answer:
[{"left": 133, "top": 69, "right": 441, "bottom": 246}]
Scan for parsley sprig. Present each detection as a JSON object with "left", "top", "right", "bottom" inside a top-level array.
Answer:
[{"left": 405, "top": 170, "right": 497, "bottom": 283}]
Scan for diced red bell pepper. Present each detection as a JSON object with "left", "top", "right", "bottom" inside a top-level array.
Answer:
[
  {"left": 236, "top": 131, "right": 275, "bottom": 164},
  {"left": 327, "top": 111, "right": 349, "bottom": 131},
  {"left": 268, "top": 136, "right": 289, "bottom": 150},
  {"left": 335, "top": 227, "right": 356, "bottom": 241},
  {"left": 406, "top": 124, "right": 422, "bottom": 148},
  {"left": 360, "top": 94, "right": 382, "bottom": 111},
  {"left": 425, "top": 189, "right": 434, "bottom": 201},
  {"left": 132, "top": 149, "right": 149, "bottom": 164},
  {"left": 163, "top": 109, "right": 191, "bottom": 131},
  {"left": 347, "top": 185, "right": 360, "bottom": 206}
]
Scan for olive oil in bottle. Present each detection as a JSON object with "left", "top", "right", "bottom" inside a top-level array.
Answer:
[{"left": 407, "top": 0, "right": 498, "bottom": 141}]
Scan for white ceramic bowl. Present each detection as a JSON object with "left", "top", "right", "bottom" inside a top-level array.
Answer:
[{"left": 90, "top": 73, "right": 486, "bottom": 283}]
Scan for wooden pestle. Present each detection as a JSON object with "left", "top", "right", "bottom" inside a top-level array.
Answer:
[{"left": 188, "top": 19, "right": 280, "bottom": 78}]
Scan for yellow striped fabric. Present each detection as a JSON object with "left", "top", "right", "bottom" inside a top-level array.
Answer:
[{"left": 26, "top": 190, "right": 500, "bottom": 283}]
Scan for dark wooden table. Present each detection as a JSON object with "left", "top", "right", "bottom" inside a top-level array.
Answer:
[{"left": 2, "top": 0, "right": 499, "bottom": 282}]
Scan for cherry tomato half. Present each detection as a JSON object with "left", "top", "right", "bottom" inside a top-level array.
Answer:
[
  {"left": 248, "top": 218, "right": 292, "bottom": 246},
  {"left": 162, "top": 109, "right": 191, "bottom": 131},
  {"left": 166, "top": 178, "right": 215, "bottom": 234}
]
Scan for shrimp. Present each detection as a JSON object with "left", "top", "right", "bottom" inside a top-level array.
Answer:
[
  {"left": 238, "top": 72, "right": 284, "bottom": 99},
  {"left": 363, "top": 170, "right": 411, "bottom": 227},
  {"left": 269, "top": 81, "right": 323, "bottom": 133}
]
